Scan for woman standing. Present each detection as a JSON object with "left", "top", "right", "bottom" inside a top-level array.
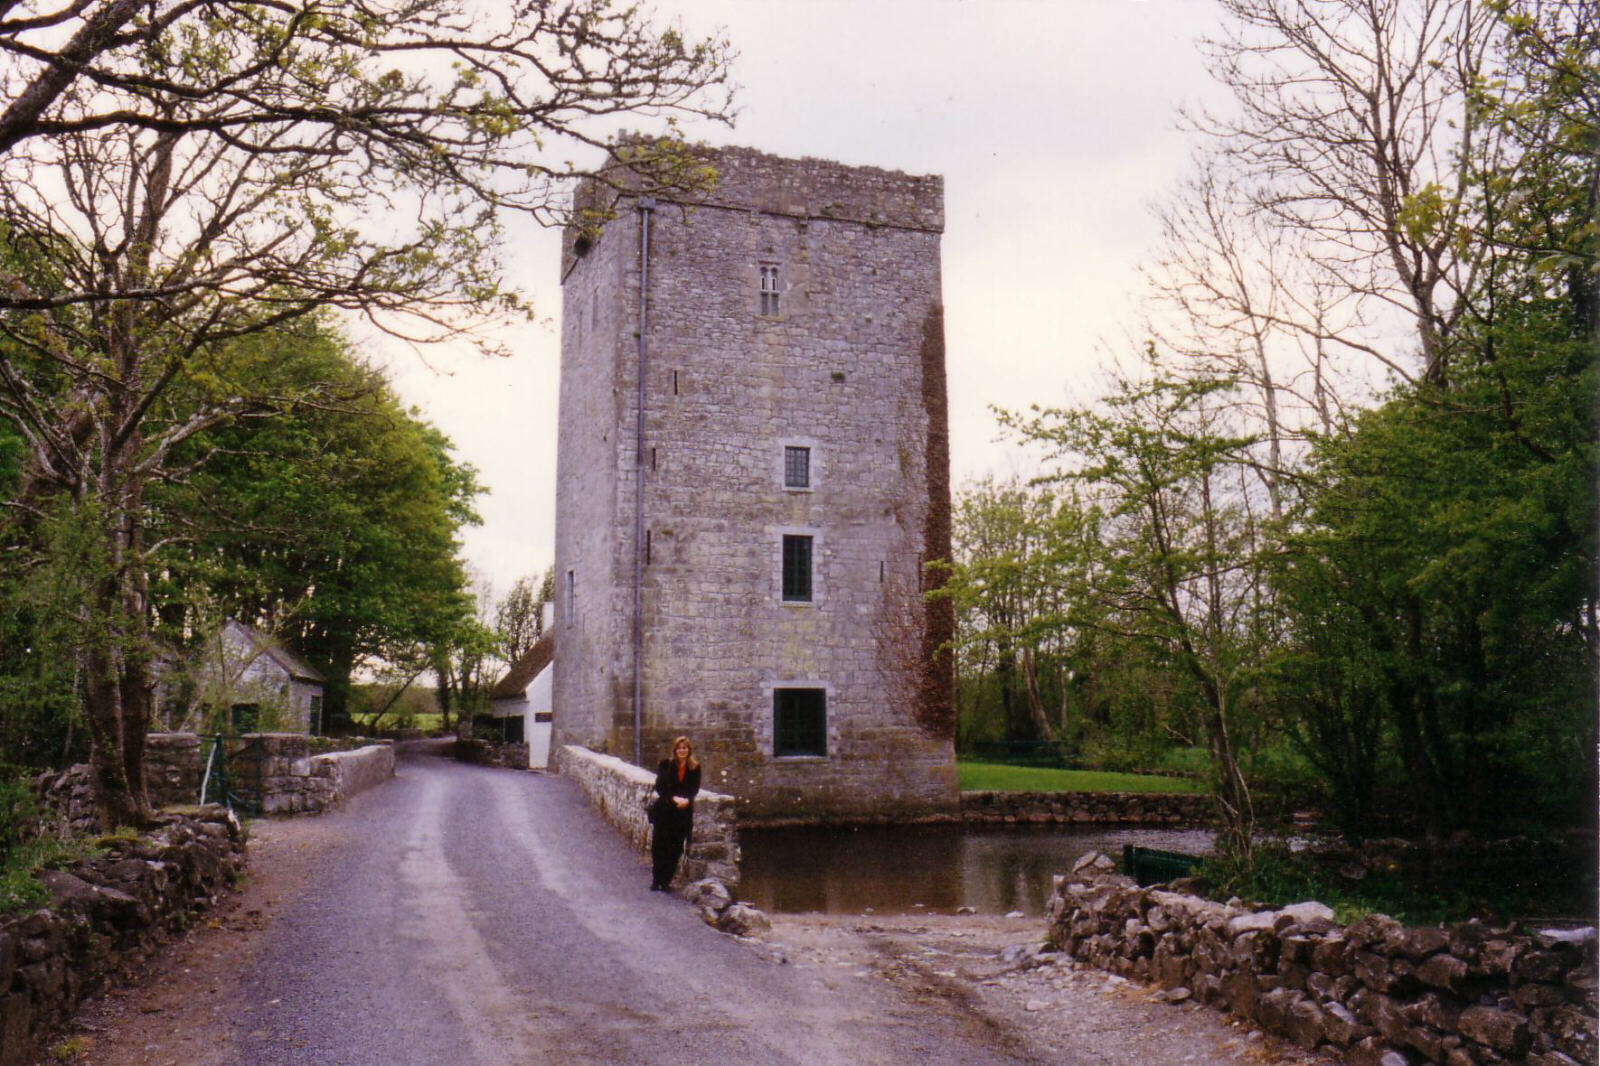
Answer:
[{"left": 649, "top": 736, "right": 700, "bottom": 891}]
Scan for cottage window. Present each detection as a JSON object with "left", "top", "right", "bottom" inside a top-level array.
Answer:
[
  {"left": 309, "top": 694, "right": 323, "bottom": 735},
  {"left": 774, "top": 688, "right": 826, "bottom": 757},
  {"left": 230, "top": 703, "right": 259, "bottom": 734},
  {"left": 759, "top": 265, "right": 780, "bottom": 315},
  {"left": 781, "top": 535, "right": 812, "bottom": 602},
  {"left": 784, "top": 446, "right": 810, "bottom": 489}
]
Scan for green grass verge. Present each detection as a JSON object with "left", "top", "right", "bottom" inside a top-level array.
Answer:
[
  {"left": 0, "top": 837, "right": 100, "bottom": 914},
  {"left": 351, "top": 712, "right": 446, "bottom": 733},
  {"left": 957, "top": 761, "right": 1201, "bottom": 794},
  {"left": 1198, "top": 843, "right": 1596, "bottom": 927}
]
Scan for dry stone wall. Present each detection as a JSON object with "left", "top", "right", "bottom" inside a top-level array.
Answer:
[
  {"left": 35, "top": 734, "right": 393, "bottom": 826},
  {"left": 452, "top": 738, "right": 530, "bottom": 770},
  {"left": 1047, "top": 854, "right": 1598, "bottom": 1066},
  {"left": 228, "top": 734, "right": 394, "bottom": 814},
  {"left": 960, "top": 790, "right": 1211, "bottom": 826},
  {"left": 555, "top": 745, "right": 739, "bottom": 888},
  {"left": 0, "top": 808, "right": 246, "bottom": 1066},
  {"left": 144, "top": 732, "right": 201, "bottom": 808}
]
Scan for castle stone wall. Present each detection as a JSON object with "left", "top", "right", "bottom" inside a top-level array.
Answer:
[{"left": 554, "top": 146, "right": 956, "bottom": 822}]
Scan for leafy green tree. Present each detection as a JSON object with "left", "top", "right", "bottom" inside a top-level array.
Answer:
[
  {"left": 496, "top": 566, "right": 555, "bottom": 663},
  {"left": 1000, "top": 369, "right": 1274, "bottom": 859},
  {"left": 153, "top": 320, "right": 482, "bottom": 732},
  {"left": 0, "top": 503, "right": 100, "bottom": 769},
  {"left": 0, "top": 1, "right": 731, "bottom": 826},
  {"left": 1267, "top": 1, "right": 1598, "bottom": 836},
  {"left": 432, "top": 616, "right": 500, "bottom": 737}
]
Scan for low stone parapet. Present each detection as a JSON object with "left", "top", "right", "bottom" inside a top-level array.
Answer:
[
  {"left": 1047, "top": 853, "right": 1598, "bottom": 1066},
  {"left": 0, "top": 807, "right": 246, "bottom": 1066},
  {"left": 36, "top": 734, "right": 394, "bottom": 824},
  {"left": 451, "top": 738, "right": 530, "bottom": 770},
  {"left": 310, "top": 743, "right": 396, "bottom": 806},
  {"left": 219, "top": 734, "right": 394, "bottom": 815},
  {"left": 554, "top": 745, "right": 739, "bottom": 888},
  {"left": 960, "top": 789, "right": 1211, "bottom": 826}
]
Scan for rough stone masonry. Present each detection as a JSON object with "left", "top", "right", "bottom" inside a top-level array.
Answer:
[
  {"left": 1048, "top": 854, "right": 1598, "bottom": 1066},
  {"left": 553, "top": 145, "right": 957, "bottom": 823}
]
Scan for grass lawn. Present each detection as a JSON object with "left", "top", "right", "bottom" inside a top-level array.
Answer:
[
  {"left": 352, "top": 712, "right": 446, "bottom": 733},
  {"left": 957, "top": 761, "right": 1201, "bottom": 794}
]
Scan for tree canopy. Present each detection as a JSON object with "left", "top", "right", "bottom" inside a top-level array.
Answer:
[
  {"left": 0, "top": 0, "right": 734, "bottom": 826},
  {"left": 946, "top": 0, "right": 1596, "bottom": 851}
]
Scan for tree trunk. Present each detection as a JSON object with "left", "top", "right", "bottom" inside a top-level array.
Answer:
[
  {"left": 85, "top": 577, "right": 143, "bottom": 830},
  {"left": 117, "top": 498, "right": 153, "bottom": 819},
  {"left": 1202, "top": 695, "right": 1255, "bottom": 865},
  {"left": 1017, "top": 647, "right": 1058, "bottom": 743},
  {"left": 1397, "top": 595, "right": 1450, "bottom": 835}
]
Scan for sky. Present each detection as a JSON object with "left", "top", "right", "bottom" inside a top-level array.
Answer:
[{"left": 373, "top": 0, "right": 1232, "bottom": 598}]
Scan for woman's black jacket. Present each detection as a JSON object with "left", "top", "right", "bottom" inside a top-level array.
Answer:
[{"left": 651, "top": 759, "right": 700, "bottom": 832}]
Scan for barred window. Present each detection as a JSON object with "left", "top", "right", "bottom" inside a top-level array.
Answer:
[
  {"left": 781, "top": 535, "right": 812, "bottom": 602},
  {"left": 774, "top": 688, "right": 826, "bottom": 757},
  {"left": 784, "top": 446, "right": 810, "bottom": 489}
]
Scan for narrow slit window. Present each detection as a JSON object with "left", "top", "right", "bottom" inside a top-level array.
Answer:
[
  {"left": 673, "top": 370, "right": 679, "bottom": 395},
  {"left": 784, "top": 446, "right": 810, "bottom": 489},
  {"left": 565, "top": 569, "right": 575, "bottom": 624},
  {"left": 760, "top": 265, "right": 780, "bottom": 316},
  {"left": 645, "top": 530, "right": 652, "bottom": 565},
  {"left": 781, "top": 535, "right": 812, "bottom": 602}
]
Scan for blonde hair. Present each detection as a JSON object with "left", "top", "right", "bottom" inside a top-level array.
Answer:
[{"left": 669, "top": 735, "right": 699, "bottom": 771}]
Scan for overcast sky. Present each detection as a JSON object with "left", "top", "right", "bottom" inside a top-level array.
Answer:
[{"left": 374, "top": 0, "right": 1231, "bottom": 597}]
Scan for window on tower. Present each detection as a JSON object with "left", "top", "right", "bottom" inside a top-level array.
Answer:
[
  {"left": 784, "top": 446, "right": 810, "bottom": 489},
  {"left": 781, "top": 535, "right": 812, "bottom": 602},
  {"left": 759, "top": 264, "right": 780, "bottom": 315},
  {"left": 773, "top": 688, "right": 826, "bottom": 757}
]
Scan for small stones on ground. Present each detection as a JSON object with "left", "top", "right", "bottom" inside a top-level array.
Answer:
[
  {"left": 684, "top": 878, "right": 733, "bottom": 914},
  {"left": 1025, "top": 999, "right": 1050, "bottom": 1012},
  {"left": 715, "top": 903, "right": 772, "bottom": 937},
  {"left": 1005, "top": 910, "right": 1025, "bottom": 920},
  {"left": 956, "top": 906, "right": 977, "bottom": 915}
]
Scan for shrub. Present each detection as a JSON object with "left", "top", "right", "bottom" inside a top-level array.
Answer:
[{"left": 0, "top": 768, "right": 39, "bottom": 861}]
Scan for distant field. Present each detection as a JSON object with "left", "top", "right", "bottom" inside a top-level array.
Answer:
[
  {"left": 957, "top": 762, "right": 1201, "bottom": 794},
  {"left": 353, "top": 713, "right": 446, "bottom": 733}
]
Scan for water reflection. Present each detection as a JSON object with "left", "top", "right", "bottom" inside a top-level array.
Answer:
[{"left": 738, "top": 824, "right": 1214, "bottom": 916}]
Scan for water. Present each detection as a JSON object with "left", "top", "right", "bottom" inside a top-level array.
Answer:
[{"left": 738, "top": 824, "right": 1214, "bottom": 916}]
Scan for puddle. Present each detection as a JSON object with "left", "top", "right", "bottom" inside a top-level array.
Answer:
[{"left": 737, "top": 824, "right": 1214, "bottom": 916}]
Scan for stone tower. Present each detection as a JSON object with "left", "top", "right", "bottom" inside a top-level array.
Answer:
[{"left": 553, "top": 145, "right": 956, "bottom": 823}]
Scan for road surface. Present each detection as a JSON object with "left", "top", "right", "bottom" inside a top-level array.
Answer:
[
  {"left": 89, "top": 743, "right": 1031, "bottom": 1066},
  {"left": 62, "top": 744, "right": 1330, "bottom": 1066}
]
